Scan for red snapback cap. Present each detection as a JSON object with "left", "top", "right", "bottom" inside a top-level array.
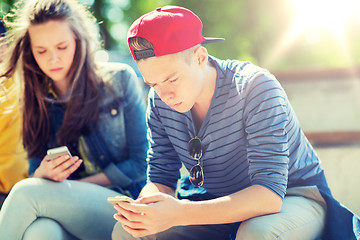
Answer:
[{"left": 127, "top": 6, "right": 224, "bottom": 60}]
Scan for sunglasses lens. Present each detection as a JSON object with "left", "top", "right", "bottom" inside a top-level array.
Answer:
[
  {"left": 189, "top": 164, "right": 204, "bottom": 187},
  {"left": 188, "top": 138, "right": 202, "bottom": 160}
]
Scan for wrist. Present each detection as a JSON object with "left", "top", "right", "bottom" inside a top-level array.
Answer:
[
  {"left": 32, "top": 168, "right": 40, "bottom": 178},
  {"left": 175, "top": 199, "right": 193, "bottom": 226},
  {"left": 33, "top": 167, "right": 44, "bottom": 178}
]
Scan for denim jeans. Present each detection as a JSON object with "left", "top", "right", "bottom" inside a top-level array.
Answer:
[{"left": 0, "top": 178, "right": 121, "bottom": 240}]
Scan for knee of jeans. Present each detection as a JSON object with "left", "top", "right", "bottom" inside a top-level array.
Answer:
[
  {"left": 10, "top": 178, "right": 48, "bottom": 196},
  {"left": 8, "top": 178, "right": 38, "bottom": 199},
  {"left": 23, "top": 218, "right": 66, "bottom": 240},
  {"left": 236, "top": 219, "right": 277, "bottom": 240},
  {"left": 112, "top": 222, "right": 125, "bottom": 240}
]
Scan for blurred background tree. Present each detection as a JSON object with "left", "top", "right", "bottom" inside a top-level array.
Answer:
[{"left": 1, "top": 0, "right": 359, "bottom": 72}]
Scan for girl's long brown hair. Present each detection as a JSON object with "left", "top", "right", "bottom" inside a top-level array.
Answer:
[{"left": 1, "top": 0, "right": 103, "bottom": 157}]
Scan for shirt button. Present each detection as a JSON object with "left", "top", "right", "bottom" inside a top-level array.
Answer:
[
  {"left": 99, "top": 155, "right": 105, "bottom": 160},
  {"left": 111, "top": 108, "right": 117, "bottom": 116}
]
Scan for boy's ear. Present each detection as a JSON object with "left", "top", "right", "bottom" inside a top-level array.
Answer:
[{"left": 193, "top": 46, "right": 208, "bottom": 67}]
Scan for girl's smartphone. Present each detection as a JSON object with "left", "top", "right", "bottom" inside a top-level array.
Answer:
[{"left": 47, "top": 146, "right": 72, "bottom": 160}]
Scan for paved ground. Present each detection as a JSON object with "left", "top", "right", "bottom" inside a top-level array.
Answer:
[
  {"left": 279, "top": 68, "right": 360, "bottom": 216},
  {"left": 316, "top": 145, "right": 360, "bottom": 216}
]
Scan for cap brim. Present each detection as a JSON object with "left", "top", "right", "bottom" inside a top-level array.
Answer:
[{"left": 202, "top": 37, "right": 225, "bottom": 45}]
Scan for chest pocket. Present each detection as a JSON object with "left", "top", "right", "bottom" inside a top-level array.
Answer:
[{"left": 97, "top": 97, "right": 127, "bottom": 159}]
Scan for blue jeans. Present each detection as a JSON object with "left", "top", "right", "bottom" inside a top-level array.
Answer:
[{"left": 0, "top": 178, "right": 121, "bottom": 240}]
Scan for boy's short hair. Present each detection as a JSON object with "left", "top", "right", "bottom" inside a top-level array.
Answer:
[
  {"left": 127, "top": 6, "right": 224, "bottom": 60},
  {"left": 128, "top": 37, "right": 153, "bottom": 52}
]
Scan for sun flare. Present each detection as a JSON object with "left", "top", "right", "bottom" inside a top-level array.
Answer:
[
  {"left": 263, "top": 0, "right": 360, "bottom": 68},
  {"left": 291, "top": 0, "right": 360, "bottom": 39}
]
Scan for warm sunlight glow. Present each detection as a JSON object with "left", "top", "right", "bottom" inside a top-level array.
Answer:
[
  {"left": 263, "top": 0, "right": 360, "bottom": 68},
  {"left": 291, "top": 0, "right": 360, "bottom": 39}
]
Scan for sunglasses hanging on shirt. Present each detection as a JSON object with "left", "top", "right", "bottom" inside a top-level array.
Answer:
[{"left": 187, "top": 137, "right": 204, "bottom": 187}]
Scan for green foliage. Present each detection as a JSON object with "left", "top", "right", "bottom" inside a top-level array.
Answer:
[
  {"left": 0, "top": 0, "right": 15, "bottom": 17},
  {"left": 170, "top": 0, "right": 360, "bottom": 71},
  {"left": 1, "top": 0, "right": 359, "bottom": 71}
]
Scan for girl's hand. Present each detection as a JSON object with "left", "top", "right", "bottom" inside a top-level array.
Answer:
[{"left": 33, "top": 154, "right": 82, "bottom": 182}]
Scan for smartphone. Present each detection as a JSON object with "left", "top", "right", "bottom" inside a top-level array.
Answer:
[
  {"left": 47, "top": 146, "right": 72, "bottom": 160},
  {"left": 107, "top": 196, "right": 134, "bottom": 205}
]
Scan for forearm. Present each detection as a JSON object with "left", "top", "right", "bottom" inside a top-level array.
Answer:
[
  {"left": 178, "top": 184, "right": 282, "bottom": 225},
  {"left": 80, "top": 172, "right": 112, "bottom": 186},
  {"left": 139, "top": 182, "right": 175, "bottom": 198}
]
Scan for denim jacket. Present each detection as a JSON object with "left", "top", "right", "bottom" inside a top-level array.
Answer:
[{"left": 28, "top": 63, "right": 148, "bottom": 197}]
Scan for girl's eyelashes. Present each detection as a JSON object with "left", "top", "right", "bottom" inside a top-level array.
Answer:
[
  {"left": 58, "top": 46, "right": 67, "bottom": 50},
  {"left": 36, "top": 45, "right": 68, "bottom": 54}
]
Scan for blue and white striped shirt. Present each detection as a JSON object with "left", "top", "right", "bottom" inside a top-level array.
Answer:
[{"left": 145, "top": 56, "right": 323, "bottom": 199}]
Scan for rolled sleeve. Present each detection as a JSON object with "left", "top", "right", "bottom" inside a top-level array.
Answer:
[
  {"left": 103, "top": 162, "right": 133, "bottom": 188},
  {"left": 244, "top": 74, "right": 290, "bottom": 198}
]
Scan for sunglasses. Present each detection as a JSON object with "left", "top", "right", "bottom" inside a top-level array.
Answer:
[{"left": 187, "top": 137, "right": 204, "bottom": 187}]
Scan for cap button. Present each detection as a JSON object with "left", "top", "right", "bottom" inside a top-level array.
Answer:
[{"left": 156, "top": 7, "right": 161, "bottom": 11}]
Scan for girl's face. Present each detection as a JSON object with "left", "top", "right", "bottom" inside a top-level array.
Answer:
[{"left": 28, "top": 19, "right": 76, "bottom": 95}]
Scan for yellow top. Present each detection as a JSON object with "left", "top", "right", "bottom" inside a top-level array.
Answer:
[{"left": 0, "top": 78, "right": 28, "bottom": 193}]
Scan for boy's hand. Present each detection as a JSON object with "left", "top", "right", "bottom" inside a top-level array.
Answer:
[{"left": 113, "top": 192, "right": 184, "bottom": 238}]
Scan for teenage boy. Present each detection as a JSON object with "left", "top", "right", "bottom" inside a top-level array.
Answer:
[{"left": 112, "top": 6, "right": 359, "bottom": 240}]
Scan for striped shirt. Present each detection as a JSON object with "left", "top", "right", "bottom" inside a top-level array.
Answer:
[{"left": 146, "top": 56, "right": 323, "bottom": 198}]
